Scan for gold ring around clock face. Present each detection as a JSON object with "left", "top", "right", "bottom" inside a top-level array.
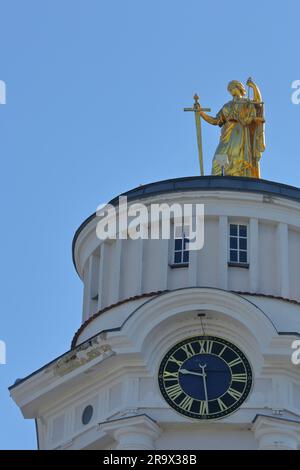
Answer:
[{"left": 158, "top": 336, "right": 253, "bottom": 420}]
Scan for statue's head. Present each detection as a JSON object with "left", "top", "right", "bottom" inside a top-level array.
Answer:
[{"left": 227, "top": 80, "right": 246, "bottom": 98}]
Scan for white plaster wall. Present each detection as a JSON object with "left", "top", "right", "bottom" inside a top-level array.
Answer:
[
  {"left": 142, "top": 239, "right": 164, "bottom": 293},
  {"left": 289, "top": 227, "right": 300, "bottom": 300},
  {"left": 156, "top": 427, "right": 257, "bottom": 450},
  {"left": 197, "top": 217, "right": 218, "bottom": 288},
  {"left": 120, "top": 238, "right": 143, "bottom": 301},
  {"left": 168, "top": 266, "right": 188, "bottom": 290},
  {"left": 76, "top": 297, "right": 150, "bottom": 345},
  {"left": 228, "top": 266, "right": 249, "bottom": 292},
  {"left": 242, "top": 296, "right": 300, "bottom": 333},
  {"left": 77, "top": 191, "right": 300, "bottom": 323},
  {"left": 258, "top": 222, "right": 277, "bottom": 295}
]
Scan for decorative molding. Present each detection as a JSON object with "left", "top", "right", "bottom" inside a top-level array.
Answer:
[
  {"left": 252, "top": 414, "right": 300, "bottom": 450},
  {"left": 53, "top": 334, "right": 115, "bottom": 377},
  {"left": 72, "top": 289, "right": 300, "bottom": 349},
  {"left": 99, "top": 414, "right": 161, "bottom": 450}
]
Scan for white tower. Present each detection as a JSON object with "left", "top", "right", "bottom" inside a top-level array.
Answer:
[{"left": 10, "top": 176, "right": 300, "bottom": 449}]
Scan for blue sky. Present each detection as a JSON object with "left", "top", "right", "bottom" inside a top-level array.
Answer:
[{"left": 0, "top": 0, "right": 300, "bottom": 449}]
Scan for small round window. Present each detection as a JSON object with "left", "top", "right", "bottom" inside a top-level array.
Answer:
[{"left": 81, "top": 405, "right": 93, "bottom": 425}]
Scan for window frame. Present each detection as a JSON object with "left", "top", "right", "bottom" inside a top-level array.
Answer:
[
  {"left": 228, "top": 222, "right": 249, "bottom": 267},
  {"left": 170, "top": 225, "right": 190, "bottom": 268}
]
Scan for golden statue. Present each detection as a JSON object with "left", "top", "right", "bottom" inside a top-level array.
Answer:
[
  {"left": 200, "top": 78, "right": 265, "bottom": 178},
  {"left": 184, "top": 78, "right": 265, "bottom": 178}
]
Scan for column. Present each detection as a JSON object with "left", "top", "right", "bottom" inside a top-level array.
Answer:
[
  {"left": 188, "top": 248, "right": 198, "bottom": 287},
  {"left": 101, "top": 415, "right": 161, "bottom": 450},
  {"left": 82, "top": 263, "right": 91, "bottom": 322},
  {"left": 276, "top": 222, "right": 289, "bottom": 298},
  {"left": 253, "top": 416, "right": 300, "bottom": 450},
  {"left": 159, "top": 239, "right": 169, "bottom": 291},
  {"left": 110, "top": 238, "right": 122, "bottom": 305},
  {"left": 82, "top": 253, "right": 98, "bottom": 321},
  {"left": 218, "top": 216, "right": 228, "bottom": 290},
  {"left": 135, "top": 238, "right": 144, "bottom": 295},
  {"left": 249, "top": 218, "right": 259, "bottom": 292},
  {"left": 97, "top": 242, "right": 108, "bottom": 310}
]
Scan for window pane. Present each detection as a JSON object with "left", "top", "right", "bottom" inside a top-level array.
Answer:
[
  {"left": 174, "top": 225, "right": 183, "bottom": 238},
  {"left": 239, "top": 251, "right": 247, "bottom": 263},
  {"left": 174, "top": 252, "right": 182, "bottom": 264},
  {"left": 239, "top": 238, "right": 247, "bottom": 250},
  {"left": 239, "top": 225, "right": 247, "bottom": 237},
  {"left": 230, "top": 237, "right": 237, "bottom": 249},
  {"left": 183, "top": 238, "right": 189, "bottom": 250},
  {"left": 175, "top": 239, "right": 182, "bottom": 250},
  {"left": 183, "top": 251, "right": 189, "bottom": 263},
  {"left": 230, "top": 250, "right": 238, "bottom": 262},
  {"left": 230, "top": 224, "right": 237, "bottom": 236},
  {"left": 183, "top": 225, "right": 190, "bottom": 237}
]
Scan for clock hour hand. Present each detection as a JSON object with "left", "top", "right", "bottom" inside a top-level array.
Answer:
[
  {"left": 180, "top": 365, "right": 209, "bottom": 406},
  {"left": 180, "top": 368, "right": 205, "bottom": 377}
]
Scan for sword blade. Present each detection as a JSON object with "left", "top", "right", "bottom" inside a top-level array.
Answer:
[{"left": 194, "top": 112, "right": 204, "bottom": 176}]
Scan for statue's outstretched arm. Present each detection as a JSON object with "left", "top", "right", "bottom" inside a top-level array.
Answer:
[{"left": 199, "top": 110, "right": 220, "bottom": 126}]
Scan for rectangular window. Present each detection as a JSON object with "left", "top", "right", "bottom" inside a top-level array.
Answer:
[
  {"left": 229, "top": 223, "right": 248, "bottom": 264},
  {"left": 173, "top": 226, "right": 189, "bottom": 266}
]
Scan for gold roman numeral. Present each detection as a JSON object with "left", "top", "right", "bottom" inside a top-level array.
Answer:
[
  {"left": 199, "top": 340, "right": 213, "bottom": 354},
  {"left": 231, "top": 373, "right": 247, "bottom": 383},
  {"left": 227, "top": 387, "right": 242, "bottom": 400},
  {"left": 181, "top": 343, "right": 195, "bottom": 358},
  {"left": 199, "top": 400, "right": 209, "bottom": 415},
  {"left": 179, "top": 395, "right": 194, "bottom": 411},
  {"left": 168, "top": 356, "right": 183, "bottom": 367},
  {"left": 218, "top": 345, "right": 227, "bottom": 357},
  {"left": 163, "top": 370, "right": 179, "bottom": 381},
  {"left": 228, "top": 357, "right": 242, "bottom": 368},
  {"left": 217, "top": 398, "right": 227, "bottom": 412},
  {"left": 166, "top": 383, "right": 182, "bottom": 400}
]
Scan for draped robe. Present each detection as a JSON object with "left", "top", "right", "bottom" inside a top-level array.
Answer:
[{"left": 211, "top": 98, "right": 265, "bottom": 177}]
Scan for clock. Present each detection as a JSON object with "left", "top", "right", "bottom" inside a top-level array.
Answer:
[{"left": 158, "top": 336, "right": 252, "bottom": 420}]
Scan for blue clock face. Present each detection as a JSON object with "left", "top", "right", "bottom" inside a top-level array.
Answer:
[{"left": 158, "top": 336, "right": 252, "bottom": 420}]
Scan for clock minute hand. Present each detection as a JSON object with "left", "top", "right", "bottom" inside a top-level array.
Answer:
[{"left": 200, "top": 364, "right": 209, "bottom": 405}]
